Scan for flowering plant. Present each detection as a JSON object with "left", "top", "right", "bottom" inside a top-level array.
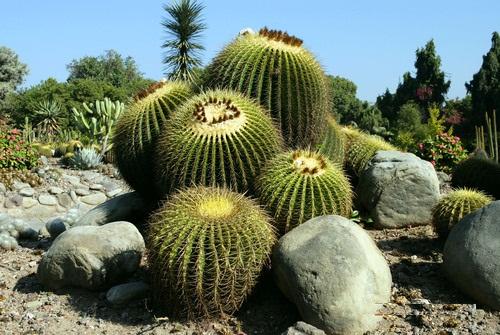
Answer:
[
  {"left": 416, "top": 132, "right": 468, "bottom": 174},
  {"left": 0, "top": 129, "right": 39, "bottom": 170}
]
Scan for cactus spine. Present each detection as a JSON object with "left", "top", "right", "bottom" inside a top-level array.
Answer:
[
  {"left": 113, "top": 81, "right": 193, "bottom": 197},
  {"left": 204, "top": 28, "right": 330, "bottom": 148},
  {"left": 318, "top": 116, "right": 345, "bottom": 165},
  {"left": 257, "top": 149, "right": 353, "bottom": 234},
  {"left": 147, "top": 186, "right": 276, "bottom": 318},
  {"left": 155, "top": 89, "right": 283, "bottom": 196}
]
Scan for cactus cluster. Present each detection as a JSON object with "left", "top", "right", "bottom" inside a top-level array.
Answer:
[
  {"left": 155, "top": 89, "right": 283, "bottom": 196},
  {"left": 432, "top": 188, "right": 492, "bottom": 238},
  {"left": 113, "top": 81, "right": 193, "bottom": 197},
  {"left": 451, "top": 157, "right": 500, "bottom": 199},
  {"left": 147, "top": 186, "right": 276, "bottom": 318},
  {"left": 204, "top": 27, "right": 330, "bottom": 148},
  {"left": 318, "top": 116, "right": 346, "bottom": 165},
  {"left": 257, "top": 149, "right": 353, "bottom": 234},
  {"left": 342, "top": 127, "right": 397, "bottom": 176}
]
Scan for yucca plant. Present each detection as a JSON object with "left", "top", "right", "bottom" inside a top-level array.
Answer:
[
  {"left": 161, "top": 0, "right": 206, "bottom": 83},
  {"left": 155, "top": 89, "right": 283, "bottom": 196},
  {"left": 204, "top": 27, "right": 330, "bottom": 148},
  {"left": 114, "top": 80, "right": 193, "bottom": 197},
  {"left": 34, "top": 100, "right": 63, "bottom": 140},
  {"left": 147, "top": 186, "right": 276, "bottom": 318},
  {"left": 257, "top": 149, "right": 353, "bottom": 234}
]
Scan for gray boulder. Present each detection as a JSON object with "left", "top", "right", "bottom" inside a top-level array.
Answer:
[
  {"left": 38, "top": 221, "right": 145, "bottom": 290},
  {"left": 273, "top": 215, "right": 391, "bottom": 335},
  {"left": 106, "top": 281, "right": 150, "bottom": 305},
  {"left": 282, "top": 322, "right": 326, "bottom": 335},
  {"left": 443, "top": 200, "right": 500, "bottom": 310},
  {"left": 357, "top": 151, "right": 440, "bottom": 228},
  {"left": 74, "top": 192, "right": 150, "bottom": 227}
]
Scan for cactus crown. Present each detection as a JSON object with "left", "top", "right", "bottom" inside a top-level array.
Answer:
[
  {"left": 190, "top": 95, "right": 245, "bottom": 135},
  {"left": 258, "top": 27, "right": 303, "bottom": 47},
  {"left": 292, "top": 150, "right": 327, "bottom": 176}
]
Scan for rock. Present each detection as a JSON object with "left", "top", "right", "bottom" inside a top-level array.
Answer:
[
  {"left": 80, "top": 192, "right": 107, "bottom": 206},
  {"left": 357, "top": 151, "right": 440, "bottom": 229},
  {"left": 48, "top": 186, "right": 64, "bottom": 195},
  {"left": 5, "top": 195, "right": 23, "bottom": 208},
  {"left": 0, "top": 182, "right": 6, "bottom": 194},
  {"left": 281, "top": 322, "right": 326, "bottom": 335},
  {"left": 13, "top": 181, "right": 30, "bottom": 190},
  {"left": 75, "top": 192, "right": 150, "bottom": 227},
  {"left": 69, "top": 190, "right": 78, "bottom": 202},
  {"left": 19, "top": 187, "right": 34, "bottom": 197},
  {"left": 101, "top": 181, "right": 119, "bottom": 193},
  {"left": 81, "top": 171, "right": 101, "bottom": 183},
  {"left": 45, "top": 218, "right": 70, "bottom": 239},
  {"left": 106, "top": 281, "right": 150, "bottom": 305},
  {"left": 75, "top": 188, "right": 90, "bottom": 196},
  {"left": 22, "top": 198, "right": 38, "bottom": 209},
  {"left": 62, "top": 174, "right": 81, "bottom": 186},
  {"left": 39, "top": 156, "right": 49, "bottom": 165},
  {"left": 443, "top": 200, "right": 500, "bottom": 310},
  {"left": 273, "top": 215, "right": 392, "bottom": 335},
  {"left": 89, "top": 184, "right": 103, "bottom": 191},
  {"left": 56, "top": 193, "right": 73, "bottom": 208},
  {"left": 38, "top": 193, "right": 58, "bottom": 206},
  {"left": 37, "top": 221, "right": 145, "bottom": 290},
  {"left": 106, "top": 188, "right": 122, "bottom": 198}
]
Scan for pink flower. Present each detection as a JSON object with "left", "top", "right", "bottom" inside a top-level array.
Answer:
[{"left": 430, "top": 160, "right": 436, "bottom": 166}]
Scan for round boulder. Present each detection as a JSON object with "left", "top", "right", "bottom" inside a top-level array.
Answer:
[
  {"left": 443, "top": 200, "right": 500, "bottom": 310},
  {"left": 273, "top": 215, "right": 392, "bottom": 335},
  {"left": 357, "top": 151, "right": 440, "bottom": 229},
  {"left": 38, "top": 221, "right": 145, "bottom": 290}
]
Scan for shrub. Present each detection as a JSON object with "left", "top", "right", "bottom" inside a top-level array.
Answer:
[
  {"left": 451, "top": 157, "right": 500, "bottom": 199},
  {"left": 416, "top": 132, "right": 468, "bottom": 173},
  {"left": 0, "top": 129, "right": 38, "bottom": 170}
]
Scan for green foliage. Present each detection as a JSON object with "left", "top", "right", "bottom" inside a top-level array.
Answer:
[
  {"left": 451, "top": 157, "right": 500, "bottom": 199},
  {"left": 155, "top": 89, "right": 283, "bottom": 196},
  {"left": 432, "top": 188, "right": 492, "bottom": 239},
  {"left": 71, "top": 98, "right": 124, "bottom": 154},
  {"left": 204, "top": 28, "right": 329, "bottom": 148},
  {"left": 318, "top": 116, "right": 345, "bottom": 165},
  {"left": 162, "top": 0, "right": 206, "bottom": 83},
  {"left": 342, "top": 127, "right": 397, "bottom": 176},
  {"left": 466, "top": 32, "right": 500, "bottom": 127},
  {"left": 0, "top": 46, "right": 28, "bottom": 102},
  {"left": 147, "top": 186, "right": 275, "bottom": 318},
  {"left": 416, "top": 133, "right": 468, "bottom": 173},
  {"left": 69, "top": 147, "right": 102, "bottom": 170},
  {"left": 396, "top": 102, "right": 422, "bottom": 132},
  {"left": 257, "top": 149, "right": 353, "bottom": 234},
  {"left": 114, "top": 81, "right": 193, "bottom": 197},
  {"left": 0, "top": 168, "right": 43, "bottom": 190},
  {"left": 475, "top": 110, "right": 498, "bottom": 162},
  {"left": 0, "top": 129, "right": 38, "bottom": 170},
  {"left": 33, "top": 100, "right": 63, "bottom": 140}
]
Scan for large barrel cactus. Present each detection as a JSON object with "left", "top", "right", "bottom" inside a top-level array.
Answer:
[
  {"left": 147, "top": 186, "right": 276, "bottom": 318},
  {"left": 113, "top": 81, "right": 193, "bottom": 197},
  {"left": 257, "top": 149, "right": 353, "bottom": 234},
  {"left": 155, "top": 89, "right": 283, "bottom": 196},
  {"left": 451, "top": 157, "right": 500, "bottom": 199},
  {"left": 432, "top": 188, "right": 492, "bottom": 239},
  {"left": 204, "top": 28, "right": 330, "bottom": 148},
  {"left": 318, "top": 116, "right": 345, "bottom": 165}
]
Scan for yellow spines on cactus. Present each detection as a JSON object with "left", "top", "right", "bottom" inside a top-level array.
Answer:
[
  {"left": 318, "top": 116, "right": 345, "bottom": 165},
  {"left": 147, "top": 186, "right": 276, "bottom": 318}
]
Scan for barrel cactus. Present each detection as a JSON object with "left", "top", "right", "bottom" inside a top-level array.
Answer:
[
  {"left": 318, "top": 116, "right": 345, "bottom": 165},
  {"left": 155, "top": 89, "right": 283, "bottom": 196},
  {"left": 432, "top": 188, "right": 492, "bottom": 239},
  {"left": 204, "top": 27, "right": 330, "bottom": 148},
  {"left": 342, "top": 127, "right": 397, "bottom": 176},
  {"left": 451, "top": 157, "right": 500, "bottom": 199},
  {"left": 113, "top": 81, "right": 193, "bottom": 197},
  {"left": 147, "top": 186, "right": 276, "bottom": 318},
  {"left": 257, "top": 149, "right": 353, "bottom": 234}
]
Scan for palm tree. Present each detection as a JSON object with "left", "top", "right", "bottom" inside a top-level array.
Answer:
[{"left": 161, "top": 0, "right": 206, "bottom": 83}]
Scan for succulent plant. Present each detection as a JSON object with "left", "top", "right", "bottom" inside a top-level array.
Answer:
[
  {"left": 0, "top": 168, "right": 43, "bottom": 189},
  {"left": 155, "top": 89, "right": 283, "bottom": 196},
  {"left": 204, "top": 27, "right": 330, "bottom": 148},
  {"left": 69, "top": 148, "right": 102, "bottom": 170},
  {"left": 432, "top": 188, "right": 492, "bottom": 238},
  {"left": 113, "top": 81, "right": 193, "bottom": 197},
  {"left": 342, "top": 127, "right": 397, "bottom": 176},
  {"left": 318, "top": 116, "right": 345, "bottom": 165},
  {"left": 147, "top": 186, "right": 276, "bottom": 318},
  {"left": 257, "top": 149, "right": 353, "bottom": 234},
  {"left": 451, "top": 157, "right": 500, "bottom": 199}
]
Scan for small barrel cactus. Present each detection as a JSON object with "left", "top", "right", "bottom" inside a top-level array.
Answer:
[
  {"left": 451, "top": 157, "right": 500, "bottom": 199},
  {"left": 204, "top": 27, "right": 330, "bottom": 148},
  {"left": 257, "top": 149, "right": 353, "bottom": 234},
  {"left": 113, "top": 81, "right": 193, "bottom": 198},
  {"left": 147, "top": 186, "right": 276, "bottom": 318},
  {"left": 69, "top": 148, "right": 102, "bottom": 170},
  {"left": 155, "top": 89, "right": 283, "bottom": 196},
  {"left": 318, "top": 116, "right": 345, "bottom": 165},
  {"left": 432, "top": 188, "right": 492, "bottom": 238},
  {"left": 342, "top": 127, "right": 397, "bottom": 176}
]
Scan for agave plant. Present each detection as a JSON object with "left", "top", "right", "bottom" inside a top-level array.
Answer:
[
  {"left": 69, "top": 147, "right": 102, "bottom": 170},
  {"left": 34, "top": 100, "right": 63, "bottom": 140}
]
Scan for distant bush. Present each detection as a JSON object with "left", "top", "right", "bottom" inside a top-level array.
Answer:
[
  {"left": 0, "top": 129, "right": 39, "bottom": 170},
  {"left": 416, "top": 132, "right": 468, "bottom": 173}
]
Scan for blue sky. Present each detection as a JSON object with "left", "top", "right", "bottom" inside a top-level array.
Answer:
[{"left": 1, "top": 1, "right": 499, "bottom": 102}]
